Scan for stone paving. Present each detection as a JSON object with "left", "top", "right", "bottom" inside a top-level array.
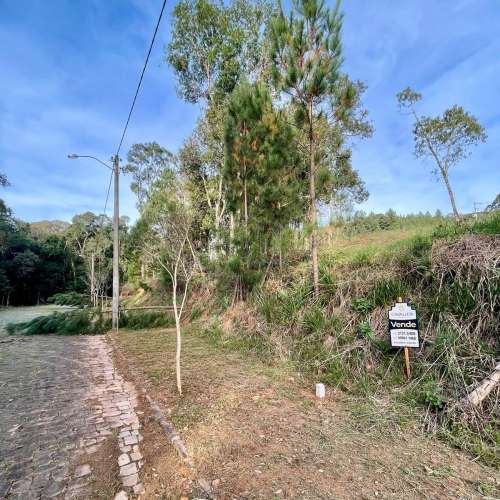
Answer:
[{"left": 0, "top": 308, "right": 144, "bottom": 499}]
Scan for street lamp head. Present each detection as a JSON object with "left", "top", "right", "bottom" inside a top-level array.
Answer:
[{"left": 67, "top": 154, "right": 79, "bottom": 159}]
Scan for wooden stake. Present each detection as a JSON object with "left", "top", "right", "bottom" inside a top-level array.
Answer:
[
  {"left": 404, "top": 347, "right": 411, "bottom": 379},
  {"left": 397, "top": 296, "right": 411, "bottom": 380}
]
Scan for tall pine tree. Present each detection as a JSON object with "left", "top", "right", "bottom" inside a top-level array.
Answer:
[
  {"left": 224, "top": 81, "right": 301, "bottom": 298},
  {"left": 269, "top": 0, "right": 345, "bottom": 296}
]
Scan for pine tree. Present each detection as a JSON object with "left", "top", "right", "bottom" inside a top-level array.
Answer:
[
  {"left": 269, "top": 0, "right": 345, "bottom": 296},
  {"left": 224, "top": 81, "right": 301, "bottom": 298}
]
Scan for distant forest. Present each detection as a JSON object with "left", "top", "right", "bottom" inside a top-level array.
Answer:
[{"left": 0, "top": 201, "right": 80, "bottom": 305}]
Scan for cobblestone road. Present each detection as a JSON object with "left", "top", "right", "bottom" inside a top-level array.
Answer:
[{"left": 0, "top": 307, "right": 144, "bottom": 499}]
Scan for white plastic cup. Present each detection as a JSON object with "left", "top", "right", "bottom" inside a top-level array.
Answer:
[{"left": 315, "top": 383, "right": 326, "bottom": 399}]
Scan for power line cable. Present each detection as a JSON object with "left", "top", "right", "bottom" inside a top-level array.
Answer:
[
  {"left": 102, "top": 169, "right": 114, "bottom": 216},
  {"left": 115, "top": 0, "right": 167, "bottom": 157}
]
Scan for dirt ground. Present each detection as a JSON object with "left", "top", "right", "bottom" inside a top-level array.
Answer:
[{"left": 110, "top": 327, "right": 499, "bottom": 500}]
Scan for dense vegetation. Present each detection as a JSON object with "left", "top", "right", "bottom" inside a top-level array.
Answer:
[
  {"left": 0, "top": 196, "right": 122, "bottom": 306},
  {"left": 87, "top": 0, "right": 499, "bottom": 461},
  {"left": 3, "top": 0, "right": 498, "bottom": 467},
  {"left": 0, "top": 200, "right": 76, "bottom": 305},
  {"left": 7, "top": 309, "right": 173, "bottom": 335}
]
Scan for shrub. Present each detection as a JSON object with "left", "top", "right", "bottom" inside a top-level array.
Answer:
[
  {"left": 7, "top": 310, "right": 106, "bottom": 336},
  {"left": 352, "top": 298, "right": 373, "bottom": 314},
  {"left": 48, "top": 291, "right": 90, "bottom": 307},
  {"left": 420, "top": 379, "right": 447, "bottom": 410},
  {"left": 190, "top": 306, "right": 202, "bottom": 321},
  {"left": 351, "top": 251, "right": 372, "bottom": 267},
  {"left": 302, "top": 306, "right": 327, "bottom": 334}
]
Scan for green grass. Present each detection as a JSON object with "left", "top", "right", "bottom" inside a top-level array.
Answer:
[
  {"left": 119, "top": 311, "right": 175, "bottom": 329},
  {"left": 319, "top": 223, "right": 438, "bottom": 265}
]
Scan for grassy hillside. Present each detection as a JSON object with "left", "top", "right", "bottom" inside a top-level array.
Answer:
[{"left": 195, "top": 213, "right": 499, "bottom": 466}]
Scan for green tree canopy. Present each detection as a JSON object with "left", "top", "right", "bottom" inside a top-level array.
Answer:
[
  {"left": 123, "top": 142, "right": 175, "bottom": 211},
  {"left": 224, "top": 81, "right": 301, "bottom": 233},
  {"left": 166, "top": 0, "right": 270, "bottom": 104}
]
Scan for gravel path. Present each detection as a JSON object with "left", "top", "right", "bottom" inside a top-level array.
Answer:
[{"left": 0, "top": 307, "right": 144, "bottom": 499}]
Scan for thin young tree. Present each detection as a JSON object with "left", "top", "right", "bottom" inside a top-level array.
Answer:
[
  {"left": 142, "top": 171, "right": 197, "bottom": 395},
  {"left": 397, "top": 87, "right": 487, "bottom": 218},
  {"left": 269, "top": 0, "right": 345, "bottom": 296}
]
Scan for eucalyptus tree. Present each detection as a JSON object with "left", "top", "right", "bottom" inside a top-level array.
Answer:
[
  {"left": 178, "top": 114, "right": 227, "bottom": 259},
  {"left": 65, "top": 212, "right": 113, "bottom": 306},
  {"left": 123, "top": 142, "right": 175, "bottom": 212},
  {"left": 166, "top": 0, "right": 270, "bottom": 104},
  {"left": 397, "top": 87, "right": 487, "bottom": 218},
  {"left": 269, "top": 0, "right": 371, "bottom": 296},
  {"left": 123, "top": 142, "right": 175, "bottom": 278},
  {"left": 167, "top": 0, "right": 271, "bottom": 260}
]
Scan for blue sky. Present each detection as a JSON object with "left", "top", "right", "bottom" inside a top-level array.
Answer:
[{"left": 1, "top": 0, "right": 499, "bottom": 223}]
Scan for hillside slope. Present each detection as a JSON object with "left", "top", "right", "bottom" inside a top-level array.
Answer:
[{"left": 112, "top": 327, "right": 499, "bottom": 499}]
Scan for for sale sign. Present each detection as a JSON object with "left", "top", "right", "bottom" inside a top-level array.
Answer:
[{"left": 388, "top": 302, "right": 419, "bottom": 348}]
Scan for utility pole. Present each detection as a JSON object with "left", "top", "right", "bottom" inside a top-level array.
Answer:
[
  {"left": 112, "top": 155, "right": 120, "bottom": 330},
  {"left": 67, "top": 153, "right": 120, "bottom": 330}
]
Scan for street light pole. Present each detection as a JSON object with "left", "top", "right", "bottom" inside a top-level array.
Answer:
[
  {"left": 68, "top": 153, "right": 120, "bottom": 330},
  {"left": 112, "top": 155, "right": 120, "bottom": 330}
]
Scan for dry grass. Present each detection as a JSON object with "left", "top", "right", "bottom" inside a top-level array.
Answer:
[{"left": 112, "top": 327, "right": 499, "bottom": 499}]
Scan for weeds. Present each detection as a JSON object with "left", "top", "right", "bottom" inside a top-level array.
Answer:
[{"left": 370, "top": 278, "right": 408, "bottom": 307}]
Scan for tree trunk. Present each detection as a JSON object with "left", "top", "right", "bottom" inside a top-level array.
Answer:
[
  {"left": 244, "top": 176, "right": 248, "bottom": 230},
  {"left": 90, "top": 253, "right": 95, "bottom": 307},
  {"left": 229, "top": 213, "right": 235, "bottom": 253},
  {"left": 462, "top": 363, "right": 500, "bottom": 407},
  {"left": 172, "top": 279, "right": 182, "bottom": 395},
  {"left": 141, "top": 262, "right": 145, "bottom": 280},
  {"left": 441, "top": 169, "right": 459, "bottom": 219},
  {"left": 308, "top": 100, "right": 319, "bottom": 297},
  {"left": 70, "top": 258, "right": 77, "bottom": 288}
]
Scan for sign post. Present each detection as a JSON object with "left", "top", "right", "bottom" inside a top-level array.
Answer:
[
  {"left": 403, "top": 346, "right": 411, "bottom": 379},
  {"left": 388, "top": 297, "right": 419, "bottom": 379}
]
